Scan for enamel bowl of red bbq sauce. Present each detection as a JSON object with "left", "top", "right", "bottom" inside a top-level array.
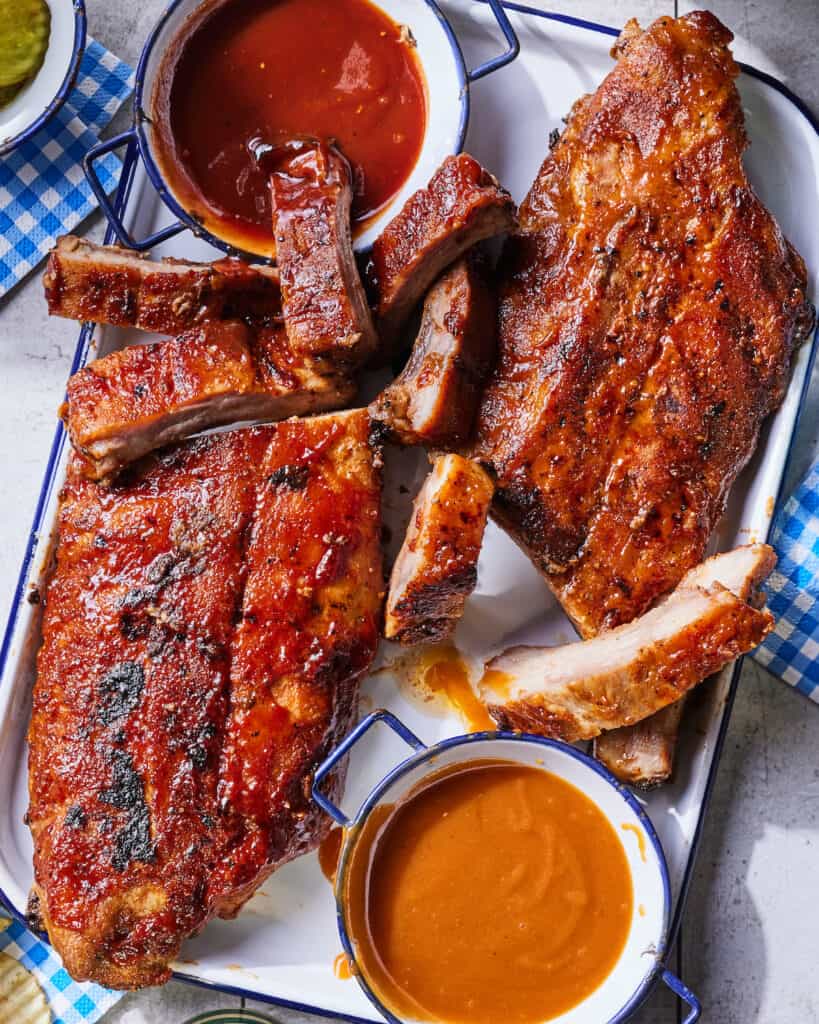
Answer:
[
  {"left": 97, "top": 0, "right": 518, "bottom": 258},
  {"left": 313, "top": 712, "right": 702, "bottom": 1024}
]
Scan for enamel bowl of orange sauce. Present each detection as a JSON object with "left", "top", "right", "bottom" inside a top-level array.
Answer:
[
  {"left": 87, "top": 0, "right": 518, "bottom": 256},
  {"left": 313, "top": 711, "right": 701, "bottom": 1024}
]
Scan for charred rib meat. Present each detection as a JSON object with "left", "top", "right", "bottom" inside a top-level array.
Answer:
[
  {"left": 44, "top": 235, "right": 282, "bottom": 333},
  {"left": 370, "top": 253, "right": 497, "bottom": 448},
  {"left": 481, "top": 545, "right": 775, "bottom": 740},
  {"left": 62, "top": 322, "right": 354, "bottom": 483},
  {"left": 270, "top": 142, "right": 377, "bottom": 371},
  {"left": 472, "top": 13, "right": 813, "bottom": 638},
  {"left": 370, "top": 154, "right": 516, "bottom": 351},
  {"left": 28, "top": 410, "right": 383, "bottom": 988},
  {"left": 385, "top": 454, "right": 494, "bottom": 645}
]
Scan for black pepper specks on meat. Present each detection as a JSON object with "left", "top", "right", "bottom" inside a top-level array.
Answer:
[
  {"left": 268, "top": 464, "right": 310, "bottom": 489},
  {"left": 64, "top": 805, "right": 87, "bottom": 829}
]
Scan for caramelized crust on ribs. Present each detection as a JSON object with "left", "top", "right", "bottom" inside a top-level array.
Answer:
[
  {"left": 44, "top": 236, "right": 282, "bottom": 333},
  {"left": 370, "top": 154, "right": 516, "bottom": 350},
  {"left": 385, "top": 455, "right": 494, "bottom": 645},
  {"left": 472, "top": 12, "right": 814, "bottom": 639},
  {"left": 481, "top": 546, "right": 775, "bottom": 741},
  {"left": 28, "top": 410, "right": 383, "bottom": 988},
  {"left": 370, "top": 253, "right": 497, "bottom": 447},
  {"left": 61, "top": 322, "right": 354, "bottom": 483},
  {"left": 270, "top": 143, "right": 377, "bottom": 370}
]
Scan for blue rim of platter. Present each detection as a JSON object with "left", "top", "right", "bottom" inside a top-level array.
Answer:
[
  {"left": 126, "top": 0, "right": 474, "bottom": 259},
  {"left": 0, "top": 0, "right": 87, "bottom": 158},
  {"left": 0, "top": 3, "right": 817, "bottom": 1022},
  {"left": 318, "top": 721, "right": 674, "bottom": 1024}
]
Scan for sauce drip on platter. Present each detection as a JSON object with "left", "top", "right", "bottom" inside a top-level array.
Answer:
[
  {"left": 344, "top": 760, "right": 634, "bottom": 1024},
  {"left": 153, "top": 0, "right": 427, "bottom": 255},
  {"left": 318, "top": 825, "right": 344, "bottom": 884}
]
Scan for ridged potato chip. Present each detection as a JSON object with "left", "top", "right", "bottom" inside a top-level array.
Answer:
[
  {"left": 0, "top": 951, "right": 51, "bottom": 1024},
  {"left": 0, "top": 0, "right": 51, "bottom": 89}
]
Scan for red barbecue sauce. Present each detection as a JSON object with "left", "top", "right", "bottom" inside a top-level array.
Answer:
[{"left": 153, "top": 0, "right": 427, "bottom": 255}]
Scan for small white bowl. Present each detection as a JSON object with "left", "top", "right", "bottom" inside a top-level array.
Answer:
[
  {"left": 314, "top": 711, "right": 702, "bottom": 1024},
  {"left": 0, "top": 0, "right": 86, "bottom": 156}
]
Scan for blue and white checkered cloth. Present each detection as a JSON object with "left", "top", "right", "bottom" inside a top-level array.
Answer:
[
  {"left": 753, "top": 460, "right": 819, "bottom": 701},
  {"left": 0, "top": 38, "right": 134, "bottom": 298},
  {"left": 0, "top": 911, "right": 121, "bottom": 1022}
]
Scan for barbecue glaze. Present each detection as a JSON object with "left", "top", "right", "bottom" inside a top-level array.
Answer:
[
  {"left": 153, "top": 0, "right": 427, "bottom": 255},
  {"left": 343, "top": 760, "right": 633, "bottom": 1024}
]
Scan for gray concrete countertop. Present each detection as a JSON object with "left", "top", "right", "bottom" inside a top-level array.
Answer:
[{"left": 1, "top": 2, "right": 817, "bottom": 1022}]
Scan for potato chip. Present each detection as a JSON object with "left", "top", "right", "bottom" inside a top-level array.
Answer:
[
  {"left": 0, "top": 0, "right": 51, "bottom": 89},
  {"left": 0, "top": 951, "right": 51, "bottom": 1024}
]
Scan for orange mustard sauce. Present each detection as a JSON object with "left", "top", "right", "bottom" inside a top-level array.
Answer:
[
  {"left": 621, "top": 822, "right": 648, "bottom": 863},
  {"left": 344, "top": 760, "right": 634, "bottom": 1024},
  {"left": 334, "top": 952, "right": 354, "bottom": 980},
  {"left": 153, "top": 0, "right": 427, "bottom": 254},
  {"left": 420, "top": 646, "right": 496, "bottom": 733}
]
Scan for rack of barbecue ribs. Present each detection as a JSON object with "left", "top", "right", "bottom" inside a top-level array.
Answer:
[
  {"left": 27, "top": 409, "right": 383, "bottom": 988},
  {"left": 470, "top": 11, "right": 814, "bottom": 782}
]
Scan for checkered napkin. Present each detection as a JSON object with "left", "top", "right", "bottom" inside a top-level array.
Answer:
[
  {"left": 753, "top": 460, "right": 819, "bottom": 700},
  {"left": 0, "top": 39, "right": 134, "bottom": 298},
  {"left": 0, "top": 912, "right": 121, "bottom": 1022}
]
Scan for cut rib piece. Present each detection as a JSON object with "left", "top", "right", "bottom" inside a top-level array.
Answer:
[
  {"left": 270, "top": 142, "right": 377, "bottom": 370},
  {"left": 593, "top": 702, "right": 686, "bottom": 789},
  {"left": 471, "top": 12, "right": 814, "bottom": 638},
  {"left": 43, "top": 235, "right": 282, "bottom": 333},
  {"left": 212, "top": 410, "right": 383, "bottom": 913},
  {"left": 370, "top": 154, "right": 516, "bottom": 350},
  {"left": 28, "top": 411, "right": 383, "bottom": 988},
  {"left": 62, "top": 322, "right": 354, "bottom": 484},
  {"left": 385, "top": 454, "right": 494, "bottom": 645},
  {"left": 594, "top": 541, "right": 777, "bottom": 785},
  {"left": 480, "top": 545, "right": 775, "bottom": 741},
  {"left": 369, "top": 252, "right": 497, "bottom": 447}
]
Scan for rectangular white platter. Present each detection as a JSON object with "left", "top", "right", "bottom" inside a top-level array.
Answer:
[{"left": 1, "top": 1, "right": 817, "bottom": 1019}]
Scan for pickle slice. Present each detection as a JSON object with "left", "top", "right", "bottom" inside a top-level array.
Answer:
[
  {"left": 0, "top": 0, "right": 51, "bottom": 89},
  {"left": 0, "top": 82, "right": 23, "bottom": 110}
]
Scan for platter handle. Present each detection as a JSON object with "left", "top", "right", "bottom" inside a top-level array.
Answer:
[
  {"left": 661, "top": 969, "right": 701, "bottom": 1023},
  {"left": 312, "top": 710, "right": 426, "bottom": 826},
  {"left": 467, "top": 0, "right": 521, "bottom": 81},
  {"left": 84, "top": 129, "right": 186, "bottom": 251}
]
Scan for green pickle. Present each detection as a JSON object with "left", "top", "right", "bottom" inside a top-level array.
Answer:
[
  {"left": 0, "top": 82, "right": 24, "bottom": 109},
  {"left": 0, "top": 0, "right": 51, "bottom": 93}
]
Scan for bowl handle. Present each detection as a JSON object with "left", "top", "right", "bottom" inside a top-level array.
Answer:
[
  {"left": 662, "top": 969, "right": 701, "bottom": 1023},
  {"left": 468, "top": 0, "right": 521, "bottom": 82},
  {"left": 84, "top": 129, "right": 186, "bottom": 251},
  {"left": 312, "top": 710, "right": 427, "bottom": 826}
]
